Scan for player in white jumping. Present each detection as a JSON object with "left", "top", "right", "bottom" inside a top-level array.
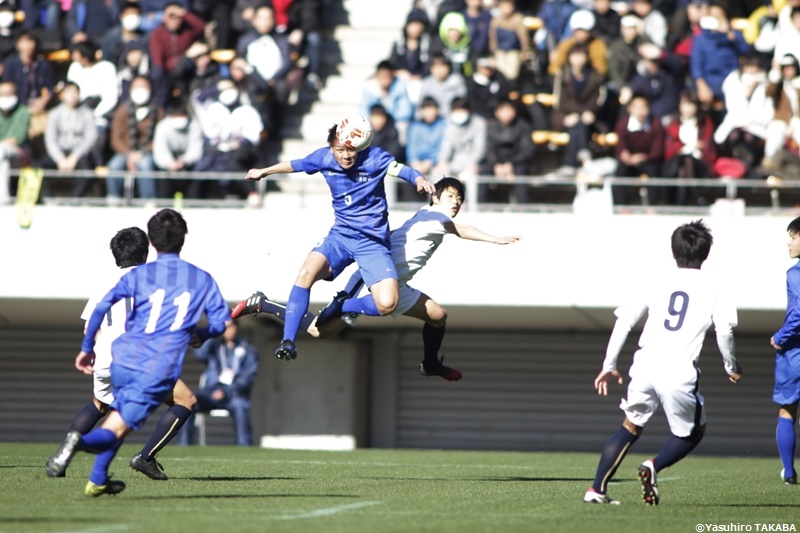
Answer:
[
  {"left": 46, "top": 227, "right": 197, "bottom": 481},
  {"left": 583, "top": 220, "right": 742, "bottom": 506},
  {"left": 231, "top": 177, "right": 520, "bottom": 380}
]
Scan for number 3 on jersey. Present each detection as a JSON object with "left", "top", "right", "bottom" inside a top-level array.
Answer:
[
  {"left": 145, "top": 289, "right": 192, "bottom": 333},
  {"left": 664, "top": 291, "right": 689, "bottom": 331}
]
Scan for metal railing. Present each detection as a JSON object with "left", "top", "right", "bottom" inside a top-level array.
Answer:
[{"left": 11, "top": 168, "right": 800, "bottom": 214}]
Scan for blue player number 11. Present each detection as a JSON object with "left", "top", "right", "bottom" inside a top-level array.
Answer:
[
  {"left": 664, "top": 291, "right": 689, "bottom": 331},
  {"left": 144, "top": 289, "right": 192, "bottom": 333}
]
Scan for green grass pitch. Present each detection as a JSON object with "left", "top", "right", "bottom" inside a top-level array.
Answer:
[{"left": 1, "top": 443, "right": 797, "bottom": 533}]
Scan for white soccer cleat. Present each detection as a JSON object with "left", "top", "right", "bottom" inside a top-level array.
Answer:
[
  {"left": 583, "top": 488, "right": 620, "bottom": 505},
  {"left": 638, "top": 459, "right": 660, "bottom": 505}
]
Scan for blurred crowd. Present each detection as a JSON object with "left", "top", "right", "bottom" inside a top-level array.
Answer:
[
  {"left": 367, "top": 0, "right": 793, "bottom": 206},
  {"left": 0, "top": 0, "right": 329, "bottom": 205}
]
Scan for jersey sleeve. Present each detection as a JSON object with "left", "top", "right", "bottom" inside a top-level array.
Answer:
[
  {"left": 81, "top": 273, "right": 132, "bottom": 353},
  {"left": 292, "top": 148, "right": 324, "bottom": 174},
  {"left": 601, "top": 301, "right": 648, "bottom": 372},
  {"left": 712, "top": 289, "right": 739, "bottom": 375},
  {"left": 195, "top": 276, "right": 231, "bottom": 343}
]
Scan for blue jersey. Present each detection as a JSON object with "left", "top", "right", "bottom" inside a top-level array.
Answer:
[
  {"left": 291, "top": 146, "right": 422, "bottom": 241},
  {"left": 774, "top": 262, "right": 800, "bottom": 352},
  {"left": 81, "top": 253, "right": 230, "bottom": 382}
]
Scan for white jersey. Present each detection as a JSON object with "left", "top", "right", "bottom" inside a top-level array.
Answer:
[
  {"left": 603, "top": 267, "right": 738, "bottom": 378},
  {"left": 80, "top": 267, "right": 134, "bottom": 376},
  {"left": 389, "top": 205, "right": 452, "bottom": 284}
]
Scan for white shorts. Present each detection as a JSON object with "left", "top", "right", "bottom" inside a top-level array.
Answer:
[
  {"left": 93, "top": 369, "right": 114, "bottom": 405},
  {"left": 620, "top": 367, "right": 706, "bottom": 437},
  {"left": 344, "top": 283, "right": 422, "bottom": 326}
]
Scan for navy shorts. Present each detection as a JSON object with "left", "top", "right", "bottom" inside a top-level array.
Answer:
[
  {"left": 313, "top": 226, "right": 397, "bottom": 288},
  {"left": 774, "top": 348, "right": 800, "bottom": 405},
  {"left": 110, "top": 363, "right": 175, "bottom": 431}
]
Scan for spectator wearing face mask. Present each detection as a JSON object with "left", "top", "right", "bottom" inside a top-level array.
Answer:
[
  {"left": 102, "top": 1, "right": 147, "bottom": 68},
  {"left": 153, "top": 97, "right": 204, "bottom": 199},
  {"left": 435, "top": 96, "right": 486, "bottom": 183},
  {"left": 0, "top": 80, "right": 28, "bottom": 204},
  {"left": 106, "top": 76, "right": 162, "bottom": 204},
  {"left": 194, "top": 78, "right": 263, "bottom": 201}
]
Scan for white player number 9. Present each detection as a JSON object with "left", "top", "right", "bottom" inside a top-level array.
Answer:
[{"left": 664, "top": 291, "right": 689, "bottom": 332}]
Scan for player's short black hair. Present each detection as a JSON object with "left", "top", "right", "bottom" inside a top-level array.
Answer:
[
  {"left": 430, "top": 177, "right": 464, "bottom": 205},
  {"left": 787, "top": 216, "right": 800, "bottom": 235},
  {"left": 327, "top": 124, "right": 337, "bottom": 145},
  {"left": 671, "top": 219, "right": 712, "bottom": 269},
  {"left": 148, "top": 208, "right": 187, "bottom": 254},
  {"left": 110, "top": 227, "right": 149, "bottom": 268}
]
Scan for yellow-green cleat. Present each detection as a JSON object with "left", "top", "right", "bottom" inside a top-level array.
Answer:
[{"left": 84, "top": 479, "right": 126, "bottom": 497}]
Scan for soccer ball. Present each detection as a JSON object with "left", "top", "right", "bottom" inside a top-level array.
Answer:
[{"left": 337, "top": 115, "right": 373, "bottom": 151}]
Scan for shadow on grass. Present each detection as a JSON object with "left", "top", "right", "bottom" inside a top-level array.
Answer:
[
  {"left": 130, "top": 493, "right": 358, "bottom": 500},
  {"left": 0, "top": 518, "right": 95, "bottom": 524},
  {"left": 179, "top": 476, "right": 298, "bottom": 482},
  {"left": 692, "top": 503, "right": 800, "bottom": 508},
  {"left": 358, "top": 476, "right": 600, "bottom": 482}
]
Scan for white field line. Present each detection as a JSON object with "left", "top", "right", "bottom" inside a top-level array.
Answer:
[
  {"left": 61, "top": 524, "right": 132, "bottom": 533},
  {"left": 273, "top": 501, "right": 379, "bottom": 520}
]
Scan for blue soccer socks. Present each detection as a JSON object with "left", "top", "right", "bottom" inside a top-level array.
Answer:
[
  {"left": 342, "top": 294, "right": 381, "bottom": 316},
  {"left": 283, "top": 285, "right": 311, "bottom": 341},
  {"left": 777, "top": 416, "right": 797, "bottom": 479}
]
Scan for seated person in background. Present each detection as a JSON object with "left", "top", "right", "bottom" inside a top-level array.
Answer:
[
  {"left": 480, "top": 99, "right": 534, "bottom": 204},
  {"left": 0, "top": 81, "right": 28, "bottom": 205},
  {"left": 360, "top": 60, "right": 414, "bottom": 145},
  {"left": 406, "top": 97, "right": 446, "bottom": 178},
  {"left": 116, "top": 43, "right": 151, "bottom": 104},
  {"left": 417, "top": 55, "right": 466, "bottom": 121},
  {"left": 172, "top": 41, "right": 224, "bottom": 103},
  {"left": 67, "top": 40, "right": 118, "bottom": 168},
  {"left": 431, "top": 11, "right": 473, "bottom": 78},
  {"left": 0, "top": 1, "right": 24, "bottom": 71},
  {"left": 548, "top": 10, "right": 607, "bottom": 77},
  {"left": 106, "top": 76, "right": 161, "bottom": 204},
  {"left": 621, "top": 43, "right": 683, "bottom": 125},
  {"left": 369, "top": 104, "right": 404, "bottom": 163},
  {"left": 41, "top": 82, "right": 97, "bottom": 199},
  {"left": 488, "top": 0, "right": 530, "bottom": 86},
  {"left": 149, "top": 1, "right": 206, "bottom": 107},
  {"left": 463, "top": 0, "right": 492, "bottom": 58},
  {"left": 389, "top": 7, "right": 433, "bottom": 104},
  {"left": 714, "top": 54, "right": 771, "bottom": 174},
  {"left": 466, "top": 55, "right": 512, "bottom": 121},
  {"left": 592, "top": 0, "right": 620, "bottom": 44},
  {"left": 194, "top": 78, "right": 263, "bottom": 201},
  {"left": 762, "top": 54, "right": 800, "bottom": 172},
  {"left": 236, "top": 4, "right": 293, "bottom": 109},
  {"left": 435, "top": 97, "right": 487, "bottom": 186},
  {"left": 153, "top": 98, "right": 204, "bottom": 199},
  {"left": 3, "top": 32, "right": 54, "bottom": 162},
  {"left": 534, "top": 0, "right": 578, "bottom": 55},
  {"left": 612, "top": 93, "right": 664, "bottom": 205},
  {"left": 607, "top": 15, "right": 649, "bottom": 96},
  {"left": 178, "top": 322, "right": 258, "bottom": 446},
  {"left": 551, "top": 44, "right": 604, "bottom": 176},
  {"left": 101, "top": 1, "right": 147, "bottom": 68},
  {"left": 630, "top": 0, "right": 667, "bottom": 48},
  {"left": 690, "top": 3, "right": 750, "bottom": 106},
  {"left": 662, "top": 91, "right": 717, "bottom": 206}
]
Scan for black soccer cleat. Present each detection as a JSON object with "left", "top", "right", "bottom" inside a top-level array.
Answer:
[
  {"left": 275, "top": 339, "right": 297, "bottom": 361},
  {"left": 419, "top": 355, "right": 463, "bottom": 382},
  {"left": 231, "top": 291, "right": 267, "bottom": 319},
  {"left": 46, "top": 431, "right": 82, "bottom": 478},
  {"left": 638, "top": 460, "right": 660, "bottom": 505},
  {"left": 781, "top": 468, "right": 797, "bottom": 485},
  {"left": 130, "top": 453, "right": 168, "bottom": 481},
  {"left": 315, "top": 291, "right": 349, "bottom": 328}
]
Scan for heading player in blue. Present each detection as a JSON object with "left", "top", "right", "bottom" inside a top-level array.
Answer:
[
  {"left": 46, "top": 209, "right": 231, "bottom": 496},
  {"left": 240, "top": 121, "right": 435, "bottom": 361},
  {"left": 770, "top": 216, "right": 800, "bottom": 485}
]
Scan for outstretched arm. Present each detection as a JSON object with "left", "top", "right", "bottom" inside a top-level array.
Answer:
[
  {"left": 446, "top": 221, "right": 521, "bottom": 244},
  {"left": 246, "top": 161, "right": 296, "bottom": 181}
]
